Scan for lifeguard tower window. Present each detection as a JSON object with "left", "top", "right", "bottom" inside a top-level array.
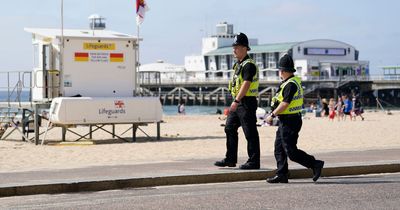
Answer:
[{"left": 42, "top": 45, "right": 51, "bottom": 71}]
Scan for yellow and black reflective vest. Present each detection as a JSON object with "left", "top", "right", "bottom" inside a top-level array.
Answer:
[
  {"left": 271, "top": 76, "right": 304, "bottom": 115},
  {"left": 228, "top": 58, "right": 259, "bottom": 97}
]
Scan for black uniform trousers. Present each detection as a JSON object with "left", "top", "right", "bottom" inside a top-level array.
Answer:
[
  {"left": 224, "top": 97, "right": 260, "bottom": 164},
  {"left": 275, "top": 114, "right": 316, "bottom": 176}
]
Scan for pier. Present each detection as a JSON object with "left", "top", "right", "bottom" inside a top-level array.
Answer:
[{"left": 139, "top": 74, "right": 400, "bottom": 107}]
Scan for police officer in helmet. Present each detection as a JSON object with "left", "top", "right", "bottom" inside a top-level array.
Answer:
[
  {"left": 265, "top": 54, "right": 324, "bottom": 183},
  {"left": 214, "top": 32, "right": 261, "bottom": 170}
]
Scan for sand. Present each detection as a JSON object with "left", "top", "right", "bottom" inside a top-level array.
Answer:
[{"left": 0, "top": 110, "right": 399, "bottom": 173}]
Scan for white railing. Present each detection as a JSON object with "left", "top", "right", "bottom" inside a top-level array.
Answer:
[
  {"left": 141, "top": 74, "right": 400, "bottom": 85},
  {"left": 140, "top": 76, "right": 282, "bottom": 84},
  {"left": 368, "top": 75, "right": 400, "bottom": 81}
]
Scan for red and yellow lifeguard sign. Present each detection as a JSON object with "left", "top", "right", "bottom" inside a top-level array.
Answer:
[
  {"left": 74, "top": 43, "right": 123, "bottom": 62},
  {"left": 74, "top": 52, "right": 124, "bottom": 62},
  {"left": 110, "top": 53, "right": 124, "bottom": 62},
  {"left": 74, "top": 52, "right": 89, "bottom": 62}
]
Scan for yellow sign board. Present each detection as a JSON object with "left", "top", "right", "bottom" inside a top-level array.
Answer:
[
  {"left": 43, "top": 37, "right": 52, "bottom": 43},
  {"left": 83, "top": 43, "right": 115, "bottom": 50}
]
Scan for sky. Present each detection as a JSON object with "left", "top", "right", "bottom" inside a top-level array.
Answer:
[{"left": 0, "top": 0, "right": 399, "bottom": 75}]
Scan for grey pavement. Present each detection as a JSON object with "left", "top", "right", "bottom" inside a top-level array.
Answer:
[
  {"left": 0, "top": 148, "right": 399, "bottom": 197},
  {"left": 2, "top": 173, "right": 400, "bottom": 210}
]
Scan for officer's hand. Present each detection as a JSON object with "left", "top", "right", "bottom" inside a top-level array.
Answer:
[
  {"left": 230, "top": 101, "right": 238, "bottom": 112},
  {"left": 266, "top": 115, "right": 273, "bottom": 125}
]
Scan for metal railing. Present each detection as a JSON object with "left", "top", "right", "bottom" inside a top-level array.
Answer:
[
  {"left": 1, "top": 70, "right": 63, "bottom": 105},
  {"left": 0, "top": 71, "right": 32, "bottom": 106},
  {"left": 139, "top": 74, "right": 400, "bottom": 85}
]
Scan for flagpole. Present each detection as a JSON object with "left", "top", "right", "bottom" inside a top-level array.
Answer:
[
  {"left": 135, "top": 0, "right": 147, "bottom": 96},
  {"left": 60, "top": 0, "right": 64, "bottom": 97},
  {"left": 136, "top": 24, "right": 140, "bottom": 96}
]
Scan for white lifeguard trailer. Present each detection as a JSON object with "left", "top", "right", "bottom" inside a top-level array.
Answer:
[{"left": 21, "top": 17, "right": 162, "bottom": 144}]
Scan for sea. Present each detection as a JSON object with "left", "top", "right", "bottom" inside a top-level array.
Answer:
[{"left": 0, "top": 90, "right": 227, "bottom": 115}]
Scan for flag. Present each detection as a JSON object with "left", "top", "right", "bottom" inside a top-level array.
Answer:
[{"left": 136, "top": 0, "right": 149, "bottom": 26}]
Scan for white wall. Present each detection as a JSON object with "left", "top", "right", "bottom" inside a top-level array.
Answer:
[
  {"left": 292, "top": 39, "right": 356, "bottom": 62},
  {"left": 185, "top": 55, "right": 205, "bottom": 71},
  {"left": 202, "top": 37, "right": 233, "bottom": 55},
  {"left": 294, "top": 59, "right": 308, "bottom": 78},
  {"left": 62, "top": 37, "right": 136, "bottom": 97}
]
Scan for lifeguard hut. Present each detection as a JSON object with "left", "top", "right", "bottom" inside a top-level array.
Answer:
[
  {"left": 25, "top": 14, "right": 139, "bottom": 100},
  {"left": 0, "top": 15, "right": 162, "bottom": 144}
]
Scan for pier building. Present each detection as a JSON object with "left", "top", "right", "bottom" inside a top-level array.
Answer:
[
  {"left": 140, "top": 22, "right": 376, "bottom": 107},
  {"left": 185, "top": 22, "right": 369, "bottom": 81}
]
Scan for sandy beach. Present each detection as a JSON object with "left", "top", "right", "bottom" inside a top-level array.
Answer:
[{"left": 0, "top": 110, "right": 399, "bottom": 173}]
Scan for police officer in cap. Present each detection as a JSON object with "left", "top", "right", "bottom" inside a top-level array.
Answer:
[
  {"left": 214, "top": 32, "right": 261, "bottom": 170},
  {"left": 265, "top": 54, "right": 324, "bottom": 183}
]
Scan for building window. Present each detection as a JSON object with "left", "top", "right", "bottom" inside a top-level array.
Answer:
[
  {"left": 256, "top": 54, "right": 263, "bottom": 69},
  {"left": 220, "top": 55, "right": 227, "bottom": 70},
  {"left": 267, "top": 53, "right": 276, "bottom": 68},
  {"left": 227, "top": 55, "right": 231, "bottom": 69},
  {"left": 262, "top": 53, "right": 267, "bottom": 68}
]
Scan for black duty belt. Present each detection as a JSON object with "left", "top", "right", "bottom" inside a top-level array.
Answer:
[{"left": 278, "top": 113, "right": 302, "bottom": 119}]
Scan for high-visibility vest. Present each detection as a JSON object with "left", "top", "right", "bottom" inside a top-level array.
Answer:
[
  {"left": 271, "top": 76, "right": 304, "bottom": 115},
  {"left": 228, "top": 58, "right": 259, "bottom": 97}
]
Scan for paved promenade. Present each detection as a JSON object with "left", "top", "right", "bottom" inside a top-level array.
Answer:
[{"left": 0, "top": 148, "right": 399, "bottom": 197}]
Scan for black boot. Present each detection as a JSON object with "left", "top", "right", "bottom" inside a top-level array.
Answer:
[
  {"left": 214, "top": 159, "right": 236, "bottom": 167},
  {"left": 239, "top": 162, "right": 260, "bottom": 170},
  {"left": 266, "top": 175, "right": 288, "bottom": 183},
  {"left": 312, "top": 160, "right": 324, "bottom": 182}
]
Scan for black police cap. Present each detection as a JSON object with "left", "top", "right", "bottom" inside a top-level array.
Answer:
[
  {"left": 278, "top": 54, "right": 296, "bottom": 72},
  {"left": 232, "top": 32, "right": 251, "bottom": 51}
]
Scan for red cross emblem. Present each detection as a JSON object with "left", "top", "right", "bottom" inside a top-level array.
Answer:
[{"left": 114, "top": 100, "right": 125, "bottom": 108}]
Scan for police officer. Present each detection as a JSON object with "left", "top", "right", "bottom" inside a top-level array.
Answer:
[
  {"left": 265, "top": 54, "right": 324, "bottom": 183},
  {"left": 214, "top": 33, "right": 260, "bottom": 170}
]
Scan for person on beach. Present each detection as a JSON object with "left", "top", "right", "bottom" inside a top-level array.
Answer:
[
  {"left": 335, "top": 96, "right": 344, "bottom": 121},
  {"left": 214, "top": 32, "right": 261, "bottom": 170},
  {"left": 352, "top": 96, "right": 365, "bottom": 121},
  {"left": 321, "top": 98, "right": 329, "bottom": 117},
  {"left": 265, "top": 54, "right": 324, "bottom": 183},
  {"left": 328, "top": 98, "right": 336, "bottom": 121},
  {"left": 343, "top": 95, "right": 352, "bottom": 121},
  {"left": 178, "top": 102, "right": 186, "bottom": 115}
]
